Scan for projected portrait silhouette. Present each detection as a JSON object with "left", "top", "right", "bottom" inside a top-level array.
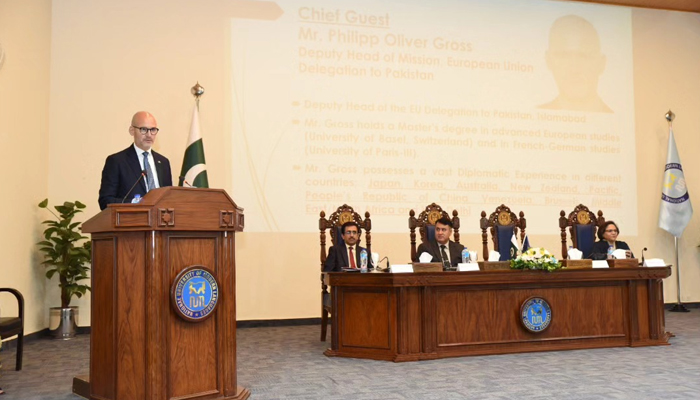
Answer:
[{"left": 539, "top": 15, "right": 612, "bottom": 113}]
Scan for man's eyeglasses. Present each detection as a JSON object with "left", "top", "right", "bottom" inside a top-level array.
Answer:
[
  {"left": 343, "top": 231, "right": 359, "bottom": 236},
  {"left": 132, "top": 126, "right": 160, "bottom": 135}
]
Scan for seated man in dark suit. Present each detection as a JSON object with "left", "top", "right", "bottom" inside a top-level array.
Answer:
[
  {"left": 323, "top": 222, "right": 373, "bottom": 272},
  {"left": 98, "top": 111, "right": 173, "bottom": 209},
  {"left": 416, "top": 217, "right": 465, "bottom": 270}
]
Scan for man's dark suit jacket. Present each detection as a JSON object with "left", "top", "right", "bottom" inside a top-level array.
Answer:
[
  {"left": 98, "top": 146, "right": 173, "bottom": 210},
  {"left": 588, "top": 240, "right": 632, "bottom": 260},
  {"left": 323, "top": 243, "right": 373, "bottom": 272},
  {"left": 416, "top": 240, "right": 465, "bottom": 267}
]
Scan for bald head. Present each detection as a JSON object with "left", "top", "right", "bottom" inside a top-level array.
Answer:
[
  {"left": 131, "top": 111, "right": 156, "bottom": 127},
  {"left": 548, "top": 15, "right": 601, "bottom": 55},
  {"left": 544, "top": 15, "right": 608, "bottom": 109},
  {"left": 129, "top": 111, "right": 159, "bottom": 151}
]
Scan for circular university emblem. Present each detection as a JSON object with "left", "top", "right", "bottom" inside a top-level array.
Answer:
[
  {"left": 171, "top": 266, "right": 220, "bottom": 322},
  {"left": 661, "top": 162, "right": 690, "bottom": 205},
  {"left": 520, "top": 297, "right": 552, "bottom": 333}
]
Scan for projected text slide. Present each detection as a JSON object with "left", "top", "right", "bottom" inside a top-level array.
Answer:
[{"left": 231, "top": 0, "right": 636, "bottom": 234}]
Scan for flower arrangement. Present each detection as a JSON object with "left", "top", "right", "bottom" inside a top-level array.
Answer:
[{"left": 510, "top": 247, "right": 562, "bottom": 272}]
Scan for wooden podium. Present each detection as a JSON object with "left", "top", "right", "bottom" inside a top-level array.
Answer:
[{"left": 74, "top": 187, "right": 249, "bottom": 400}]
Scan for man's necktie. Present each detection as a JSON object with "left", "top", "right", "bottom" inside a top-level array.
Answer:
[
  {"left": 440, "top": 245, "right": 450, "bottom": 266},
  {"left": 143, "top": 151, "right": 156, "bottom": 191},
  {"left": 348, "top": 246, "right": 357, "bottom": 269}
]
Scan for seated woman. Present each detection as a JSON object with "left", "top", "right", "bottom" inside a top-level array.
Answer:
[{"left": 588, "top": 221, "right": 633, "bottom": 260}]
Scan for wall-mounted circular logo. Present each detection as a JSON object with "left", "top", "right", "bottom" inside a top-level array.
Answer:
[
  {"left": 171, "top": 266, "right": 220, "bottom": 322},
  {"left": 520, "top": 297, "right": 552, "bottom": 333}
]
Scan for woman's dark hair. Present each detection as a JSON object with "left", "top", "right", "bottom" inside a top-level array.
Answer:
[{"left": 598, "top": 221, "right": 619, "bottom": 240}]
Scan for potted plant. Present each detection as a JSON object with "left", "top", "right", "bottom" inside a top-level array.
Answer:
[{"left": 37, "top": 199, "right": 91, "bottom": 339}]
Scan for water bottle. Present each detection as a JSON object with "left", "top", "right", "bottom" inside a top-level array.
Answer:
[
  {"left": 607, "top": 245, "right": 614, "bottom": 259},
  {"left": 131, "top": 194, "right": 142, "bottom": 204},
  {"left": 360, "top": 249, "right": 368, "bottom": 273},
  {"left": 461, "top": 248, "right": 470, "bottom": 263}
]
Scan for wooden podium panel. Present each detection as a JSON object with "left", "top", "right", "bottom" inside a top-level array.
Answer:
[
  {"left": 78, "top": 188, "right": 249, "bottom": 400},
  {"left": 324, "top": 267, "right": 671, "bottom": 362}
]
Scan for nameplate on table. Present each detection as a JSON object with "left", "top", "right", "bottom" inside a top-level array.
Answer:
[
  {"left": 457, "top": 263, "right": 480, "bottom": 272},
  {"left": 643, "top": 258, "right": 666, "bottom": 267},
  {"left": 390, "top": 264, "right": 413, "bottom": 273},
  {"left": 592, "top": 260, "right": 609, "bottom": 269}
]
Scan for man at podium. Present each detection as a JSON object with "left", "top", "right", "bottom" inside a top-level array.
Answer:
[
  {"left": 416, "top": 217, "right": 464, "bottom": 269},
  {"left": 98, "top": 111, "right": 173, "bottom": 209}
]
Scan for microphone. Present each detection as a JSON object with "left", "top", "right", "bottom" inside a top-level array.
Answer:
[
  {"left": 122, "top": 170, "right": 147, "bottom": 203},
  {"left": 379, "top": 256, "right": 390, "bottom": 271},
  {"left": 641, "top": 247, "right": 648, "bottom": 265},
  {"left": 443, "top": 259, "right": 451, "bottom": 271},
  {"left": 178, "top": 176, "right": 193, "bottom": 187}
]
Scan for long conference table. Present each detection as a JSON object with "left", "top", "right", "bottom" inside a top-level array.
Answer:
[{"left": 323, "top": 266, "right": 671, "bottom": 362}]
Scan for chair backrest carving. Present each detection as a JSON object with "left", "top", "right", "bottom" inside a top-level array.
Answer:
[
  {"left": 559, "top": 204, "right": 605, "bottom": 259},
  {"left": 408, "top": 203, "right": 460, "bottom": 262},
  {"left": 480, "top": 204, "right": 526, "bottom": 261}
]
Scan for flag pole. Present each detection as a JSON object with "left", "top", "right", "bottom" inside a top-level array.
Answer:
[
  {"left": 669, "top": 237, "right": 689, "bottom": 312},
  {"left": 665, "top": 110, "right": 690, "bottom": 313}
]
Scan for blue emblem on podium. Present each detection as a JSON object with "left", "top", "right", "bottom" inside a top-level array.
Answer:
[
  {"left": 172, "top": 266, "right": 220, "bottom": 322},
  {"left": 521, "top": 297, "right": 552, "bottom": 333}
]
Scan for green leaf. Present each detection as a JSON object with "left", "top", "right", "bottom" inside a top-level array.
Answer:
[{"left": 38, "top": 198, "right": 92, "bottom": 306}]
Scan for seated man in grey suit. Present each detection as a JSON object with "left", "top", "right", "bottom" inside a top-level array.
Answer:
[
  {"left": 323, "top": 222, "right": 373, "bottom": 272},
  {"left": 416, "top": 217, "right": 464, "bottom": 270}
]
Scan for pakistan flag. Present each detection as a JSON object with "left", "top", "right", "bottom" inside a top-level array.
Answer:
[{"left": 180, "top": 104, "right": 209, "bottom": 188}]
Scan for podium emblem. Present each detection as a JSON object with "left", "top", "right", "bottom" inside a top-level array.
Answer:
[
  {"left": 172, "top": 266, "right": 220, "bottom": 322},
  {"left": 520, "top": 297, "right": 552, "bottom": 333}
]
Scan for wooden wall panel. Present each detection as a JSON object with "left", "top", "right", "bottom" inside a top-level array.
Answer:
[{"left": 573, "top": 0, "right": 700, "bottom": 13}]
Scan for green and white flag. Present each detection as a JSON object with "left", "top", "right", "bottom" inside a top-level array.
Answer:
[
  {"left": 180, "top": 103, "right": 209, "bottom": 188},
  {"left": 510, "top": 232, "right": 519, "bottom": 259}
]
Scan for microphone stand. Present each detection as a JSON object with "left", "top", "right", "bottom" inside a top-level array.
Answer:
[
  {"left": 375, "top": 257, "right": 390, "bottom": 272},
  {"left": 121, "top": 170, "right": 147, "bottom": 203}
]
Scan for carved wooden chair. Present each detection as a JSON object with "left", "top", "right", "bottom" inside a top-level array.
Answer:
[
  {"left": 318, "top": 204, "right": 371, "bottom": 342},
  {"left": 480, "top": 204, "right": 526, "bottom": 261},
  {"left": 408, "top": 203, "right": 460, "bottom": 262},
  {"left": 559, "top": 204, "right": 605, "bottom": 259},
  {"left": 0, "top": 288, "right": 24, "bottom": 370}
]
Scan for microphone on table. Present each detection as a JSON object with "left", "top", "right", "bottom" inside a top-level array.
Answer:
[
  {"left": 122, "top": 170, "right": 147, "bottom": 203},
  {"left": 379, "top": 256, "right": 390, "bottom": 271},
  {"left": 641, "top": 247, "right": 648, "bottom": 265},
  {"left": 443, "top": 259, "right": 451, "bottom": 271}
]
